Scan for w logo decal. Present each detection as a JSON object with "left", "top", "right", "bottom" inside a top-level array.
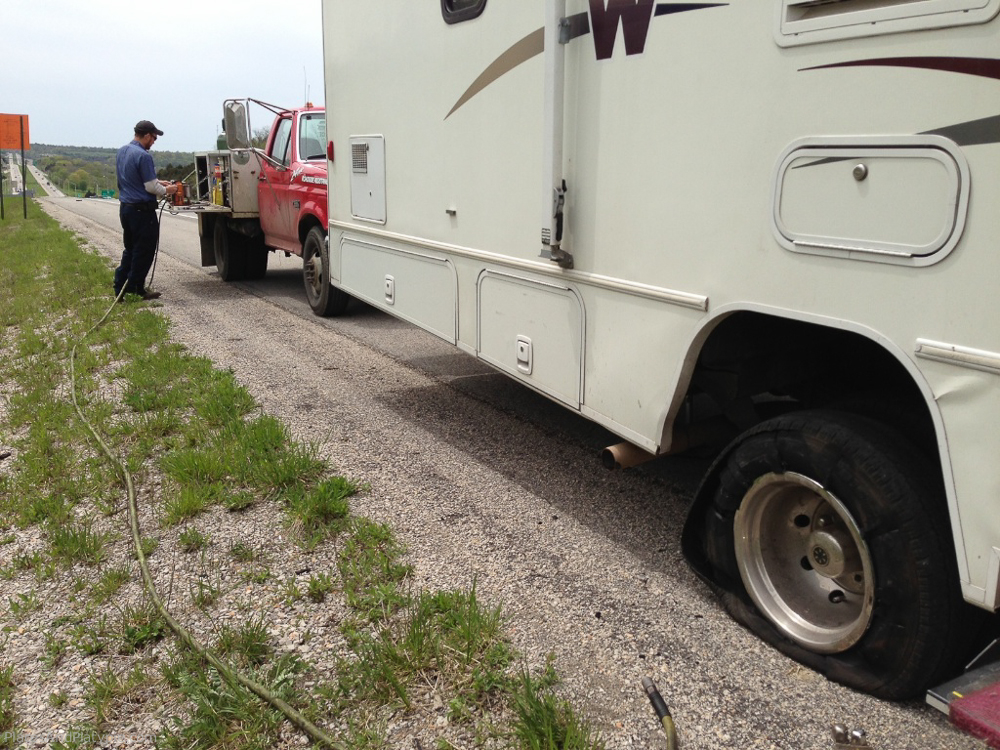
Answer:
[{"left": 589, "top": 0, "right": 656, "bottom": 60}]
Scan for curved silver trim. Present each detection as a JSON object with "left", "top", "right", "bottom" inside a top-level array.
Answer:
[
  {"left": 331, "top": 221, "right": 709, "bottom": 311},
  {"left": 915, "top": 339, "right": 1000, "bottom": 376}
]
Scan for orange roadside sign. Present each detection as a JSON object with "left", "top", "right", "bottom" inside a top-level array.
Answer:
[{"left": 0, "top": 114, "right": 30, "bottom": 150}]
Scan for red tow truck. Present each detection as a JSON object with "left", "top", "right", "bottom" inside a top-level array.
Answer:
[{"left": 193, "top": 98, "right": 349, "bottom": 316}]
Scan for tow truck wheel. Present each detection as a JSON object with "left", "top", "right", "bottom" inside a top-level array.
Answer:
[
  {"left": 303, "top": 227, "right": 349, "bottom": 317},
  {"left": 214, "top": 218, "right": 246, "bottom": 282},
  {"left": 244, "top": 234, "right": 269, "bottom": 280},
  {"left": 705, "top": 410, "right": 964, "bottom": 699}
]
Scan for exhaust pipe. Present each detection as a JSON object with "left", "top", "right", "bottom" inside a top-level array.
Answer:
[
  {"left": 602, "top": 416, "right": 738, "bottom": 470},
  {"left": 602, "top": 442, "right": 657, "bottom": 471}
]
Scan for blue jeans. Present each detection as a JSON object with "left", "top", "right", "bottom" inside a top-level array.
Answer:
[{"left": 114, "top": 202, "right": 160, "bottom": 295}]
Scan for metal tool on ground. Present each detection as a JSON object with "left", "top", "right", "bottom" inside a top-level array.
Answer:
[
  {"left": 832, "top": 724, "right": 870, "bottom": 748},
  {"left": 641, "top": 677, "right": 678, "bottom": 750}
]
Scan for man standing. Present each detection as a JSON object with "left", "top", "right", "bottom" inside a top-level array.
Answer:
[{"left": 114, "top": 120, "right": 177, "bottom": 299}]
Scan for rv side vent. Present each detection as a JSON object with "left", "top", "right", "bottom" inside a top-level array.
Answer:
[
  {"left": 349, "top": 136, "right": 386, "bottom": 224},
  {"left": 778, "top": 0, "right": 1000, "bottom": 46},
  {"left": 352, "top": 143, "right": 369, "bottom": 174}
]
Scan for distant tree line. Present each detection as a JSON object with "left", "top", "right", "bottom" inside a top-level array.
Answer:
[{"left": 27, "top": 143, "right": 194, "bottom": 198}]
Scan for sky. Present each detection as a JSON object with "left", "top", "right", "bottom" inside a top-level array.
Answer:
[{"left": 3, "top": 0, "right": 325, "bottom": 153}]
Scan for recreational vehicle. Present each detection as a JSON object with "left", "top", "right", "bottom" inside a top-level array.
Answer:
[{"left": 320, "top": 0, "right": 1000, "bottom": 698}]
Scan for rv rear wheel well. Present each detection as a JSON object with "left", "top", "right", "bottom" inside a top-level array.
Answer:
[{"left": 682, "top": 312, "right": 937, "bottom": 456}]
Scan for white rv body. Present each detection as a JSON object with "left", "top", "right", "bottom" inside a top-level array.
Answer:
[{"left": 322, "top": 0, "right": 1000, "bottom": 697}]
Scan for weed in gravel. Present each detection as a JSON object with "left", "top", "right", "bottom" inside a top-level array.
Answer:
[
  {"left": 228, "top": 541, "right": 256, "bottom": 563},
  {"left": 117, "top": 602, "right": 167, "bottom": 654},
  {"left": 338, "top": 518, "right": 412, "bottom": 622},
  {"left": 85, "top": 662, "right": 151, "bottom": 727},
  {"left": 282, "top": 578, "right": 303, "bottom": 604},
  {"left": 191, "top": 367, "right": 257, "bottom": 428},
  {"left": 191, "top": 578, "right": 221, "bottom": 608},
  {"left": 48, "top": 690, "right": 69, "bottom": 708},
  {"left": 91, "top": 565, "right": 131, "bottom": 604},
  {"left": 285, "top": 475, "right": 357, "bottom": 549},
  {"left": 161, "top": 484, "right": 215, "bottom": 526},
  {"left": 71, "top": 614, "right": 111, "bottom": 656},
  {"left": 222, "top": 489, "right": 255, "bottom": 511},
  {"left": 48, "top": 520, "right": 109, "bottom": 567},
  {"left": 341, "top": 719, "right": 388, "bottom": 750},
  {"left": 49, "top": 723, "right": 102, "bottom": 750},
  {"left": 34, "top": 558, "right": 56, "bottom": 582},
  {"left": 214, "top": 617, "right": 272, "bottom": 667},
  {"left": 135, "top": 536, "right": 158, "bottom": 559},
  {"left": 0, "top": 550, "right": 43, "bottom": 581},
  {"left": 10, "top": 550, "right": 42, "bottom": 573},
  {"left": 509, "top": 661, "right": 605, "bottom": 750},
  {"left": 158, "top": 650, "right": 309, "bottom": 750},
  {"left": 241, "top": 566, "right": 272, "bottom": 585},
  {"left": 0, "top": 664, "right": 15, "bottom": 737},
  {"left": 42, "top": 633, "right": 68, "bottom": 669},
  {"left": 16, "top": 490, "right": 71, "bottom": 529},
  {"left": 8, "top": 591, "right": 41, "bottom": 619},
  {"left": 306, "top": 572, "right": 336, "bottom": 603},
  {"left": 160, "top": 414, "right": 327, "bottom": 503},
  {"left": 177, "top": 527, "right": 209, "bottom": 552}
]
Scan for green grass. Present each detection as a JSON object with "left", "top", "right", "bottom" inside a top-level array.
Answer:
[
  {"left": 306, "top": 572, "right": 336, "bottom": 603},
  {"left": 8, "top": 590, "right": 41, "bottom": 619},
  {"left": 116, "top": 602, "right": 167, "bottom": 654},
  {"left": 92, "top": 565, "right": 132, "bottom": 604},
  {"left": 85, "top": 663, "right": 151, "bottom": 728},
  {"left": 0, "top": 203, "right": 604, "bottom": 748},
  {"left": 177, "top": 527, "right": 209, "bottom": 552},
  {"left": 48, "top": 520, "right": 110, "bottom": 567},
  {"left": 0, "top": 664, "right": 16, "bottom": 747}
]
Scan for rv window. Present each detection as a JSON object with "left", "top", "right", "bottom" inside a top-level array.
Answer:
[
  {"left": 441, "top": 0, "right": 486, "bottom": 24},
  {"left": 778, "top": 0, "right": 1000, "bottom": 45}
]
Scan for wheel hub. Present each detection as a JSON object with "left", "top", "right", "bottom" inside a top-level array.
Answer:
[
  {"left": 304, "top": 253, "right": 324, "bottom": 295},
  {"left": 733, "top": 471, "right": 875, "bottom": 653}
]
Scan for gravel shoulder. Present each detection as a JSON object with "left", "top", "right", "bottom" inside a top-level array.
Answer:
[{"left": 17, "top": 196, "right": 986, "bottom": 750}]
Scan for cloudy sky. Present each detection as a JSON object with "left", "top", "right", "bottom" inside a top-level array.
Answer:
[{"left": 4, "top": 0, "right": 324, "bottom": 153}]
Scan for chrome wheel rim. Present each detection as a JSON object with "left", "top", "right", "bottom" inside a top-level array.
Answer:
[
  {"left": 734, "top": 472, "right": 875, "bottom": 653},
  {"left": 304, "top": 247, "right": 324, "bottom": 300}
]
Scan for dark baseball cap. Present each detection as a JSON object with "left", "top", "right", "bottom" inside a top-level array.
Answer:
[{"left": 134, "top": 120, "right": 164, "bottom": 136}]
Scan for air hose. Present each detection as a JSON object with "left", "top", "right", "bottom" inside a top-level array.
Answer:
[
  {"left": 642, "top": 677, "right": 679, "bottom": 750},
  {"left": 69, "top": 286, "right": 345, "bottom": 749}
]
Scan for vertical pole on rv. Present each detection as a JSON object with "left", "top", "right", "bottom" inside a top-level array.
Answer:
[{"left": 541, "top": 0, "right": 572, "bottom": 269}]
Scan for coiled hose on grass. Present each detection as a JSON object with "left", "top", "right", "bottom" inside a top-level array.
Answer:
[{"left": 70, "top": 284, "right": 346, "bottom": 749}]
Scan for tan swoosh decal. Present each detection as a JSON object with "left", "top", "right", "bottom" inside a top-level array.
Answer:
[{"left": 446, "top": 27, "right": 543, "bottom": 120}]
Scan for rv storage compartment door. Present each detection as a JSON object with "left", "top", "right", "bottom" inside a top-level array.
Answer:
[
  {"left": 340, "top": 237, "right": 457, "bottom": 344},
  {"left": 477, "top": 272, "right": 584, "bottom": 409},
  {"left": 772, "top": 138, "right": 969, "bottom": 266}
]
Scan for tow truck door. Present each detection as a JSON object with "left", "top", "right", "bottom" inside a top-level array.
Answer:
[{"left": 258, "top": 114, "right": 296, "bottom": 251}]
